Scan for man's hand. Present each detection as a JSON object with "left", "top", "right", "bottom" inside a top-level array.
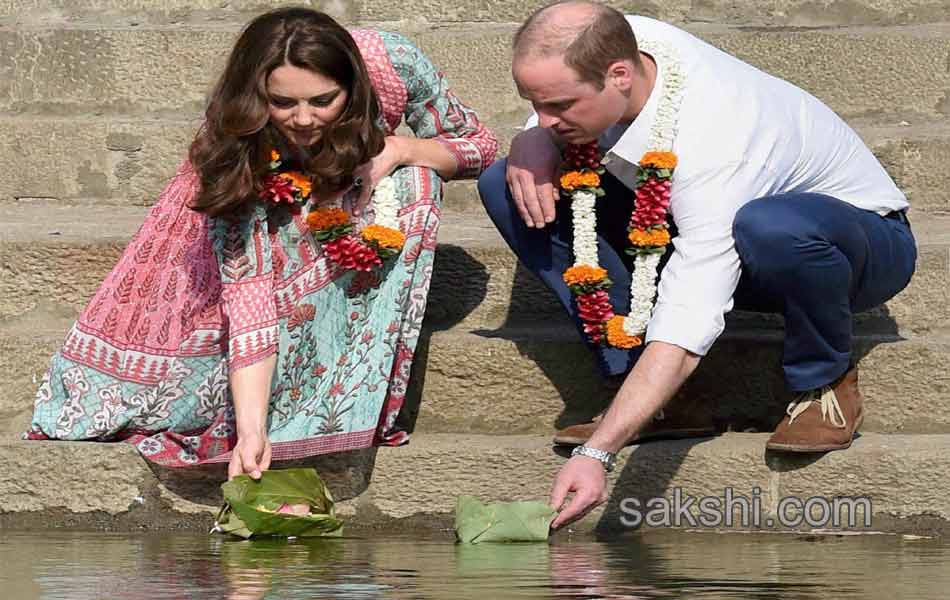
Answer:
[
  {"left": 228, "top": 430, "right": 272, "bottom": 481},
  {"left": 549, "top": 456, "right": 608, "bottom": 529},
  {"left": 506, "top": 127, "right": 561, "bottom": 228}
]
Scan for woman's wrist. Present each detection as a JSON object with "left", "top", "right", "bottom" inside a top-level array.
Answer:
[
  {"left": 385, "top": 135, "right": 409, "bottom": 168},
  {"left": 236, "top": 419, "right": 267, "bottom": 439}
]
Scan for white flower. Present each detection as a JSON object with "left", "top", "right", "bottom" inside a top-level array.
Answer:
[
  {"left": 571, "top": 191, "right": 599, "bottom": 266},
  {"left": 371, "top": 176, "right": 400, "bottom": 230},
  {"left": 625, "top": 253, "right": 662, "bottom": 335}
]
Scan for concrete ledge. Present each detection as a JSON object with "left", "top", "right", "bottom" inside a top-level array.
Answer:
[
  {"left": 2, "top": 433, "right": 948, "bottom": 536},
  {"left": 2, "top": 24, "right": 950, "bottom": 121}
]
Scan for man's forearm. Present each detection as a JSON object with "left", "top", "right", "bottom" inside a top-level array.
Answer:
[{"left": 585, "top": 341, "right": 701, "bottom": 453}]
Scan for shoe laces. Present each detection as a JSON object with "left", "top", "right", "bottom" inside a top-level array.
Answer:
[{"left": 786, "top": 386, "right": 847, "bottom": 428}]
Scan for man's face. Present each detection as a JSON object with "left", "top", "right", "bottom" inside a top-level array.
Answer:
[{"left": 513, "top": 54, "right": 627, "bottom": 144}]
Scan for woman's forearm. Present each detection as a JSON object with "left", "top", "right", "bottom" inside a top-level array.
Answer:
[
  {"left": 230, "top": 354, "right": 277, "bottom": 436},
  {"left": 389, "top": 135, "right": 459, "bottom": 180}
]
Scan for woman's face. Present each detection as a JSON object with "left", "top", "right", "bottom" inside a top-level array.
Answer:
[{"left": 266, "top": 64, "right": 349, "bottom": 147}]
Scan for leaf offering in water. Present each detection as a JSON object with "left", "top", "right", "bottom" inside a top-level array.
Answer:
[
  {"left": 454, "top": 495, "right": 557, "bottom": 544},
  {"left": 213, "top": 468, "right": 344, "bottom": 539}
]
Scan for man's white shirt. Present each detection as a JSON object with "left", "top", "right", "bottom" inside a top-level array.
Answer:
[{"left": 524, "top": 16, "right": 908, "bottom": 356}]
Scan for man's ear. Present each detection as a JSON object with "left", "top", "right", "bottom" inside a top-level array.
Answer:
[{"left": 605, "top": 60, "right": 635, "bottom": 91}]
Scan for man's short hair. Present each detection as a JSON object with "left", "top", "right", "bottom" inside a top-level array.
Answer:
[{"left": 513, "top": 1, "right": 641, "bottom": 89}]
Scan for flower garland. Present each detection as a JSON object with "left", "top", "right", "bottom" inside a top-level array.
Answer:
[
  {"left": 260, "top": 150, "right": 405, "bottom": 272},
  {"left": 559, "top": 41, "right": 685, "bottom": 349}
]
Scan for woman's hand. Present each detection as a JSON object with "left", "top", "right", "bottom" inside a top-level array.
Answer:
[
  {"left": 228, "top": 429, "right": 272, "bottom": 481},
  {"left": 353, "top": 136, "right": 406, "bottom": 215}
]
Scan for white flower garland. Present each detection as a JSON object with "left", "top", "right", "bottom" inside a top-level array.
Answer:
[
  {"left": 369, "top": 175, "right": 400, "bottom": 230},
  {"left": 569, "top": 39, "right": 686, "bottom": 342}
]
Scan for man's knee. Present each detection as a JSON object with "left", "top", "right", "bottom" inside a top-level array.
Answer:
[{"left": 477, "top": 158, "right": 510, "bottom": 217}]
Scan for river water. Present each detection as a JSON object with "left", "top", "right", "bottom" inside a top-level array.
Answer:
[{"left": 1, "top": 528, "right": 948, "bottom": 599}]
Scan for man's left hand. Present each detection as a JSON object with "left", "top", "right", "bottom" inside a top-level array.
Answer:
[{"left": 549, "top": 455, "right": 609, "bottom": 529}]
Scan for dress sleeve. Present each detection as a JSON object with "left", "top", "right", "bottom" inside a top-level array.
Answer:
[
  {"left": 383, "top": 32, "right": 498, "bottom": 180},
  {"left": 210, "top": 204, "right": 279, "bottom": 372}
]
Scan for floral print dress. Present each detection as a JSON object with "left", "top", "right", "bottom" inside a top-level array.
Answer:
[{"left": 25, "top": 30, "right": 498, "bottom": 467}]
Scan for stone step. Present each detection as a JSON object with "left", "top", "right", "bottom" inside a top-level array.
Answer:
[
  {"left": 2, "top": 116, "right": 948, "bottom": 216},
  {"left": 3, "top": 0, "right": 950, "bottom": 27},
  {"left": 425, "top": 211, "right": 950, "bottom": 335},
  {"left": 2, "top": 305, "right": 949, "bottom": 437},
  {"left": 1, "top": 432, "right": 948, "bottom": 536},
  {"left": 406, "top": 325, "right": 950, "bottom": 436},
  {"left": 2, "top": 23, "right": 949, "bottom": 122},
  {"left": 2, "top": 202, "right": 947, "bottom": 334}
]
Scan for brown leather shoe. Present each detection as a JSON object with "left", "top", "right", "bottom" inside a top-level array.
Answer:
[
  {"left": 766, "top": 366, "right": 865, "bottom": 453},
  {"left": 553, "top": 397, "right": 717, "bottom": 447}
]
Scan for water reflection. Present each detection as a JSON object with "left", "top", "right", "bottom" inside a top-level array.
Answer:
[{"left": 1, "top": 530, "right": 948, "bottom": 599}]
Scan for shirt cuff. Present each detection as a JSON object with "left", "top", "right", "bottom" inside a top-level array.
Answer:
[{"left": 644, "top": 301, "right": 728, "bottom": 356}]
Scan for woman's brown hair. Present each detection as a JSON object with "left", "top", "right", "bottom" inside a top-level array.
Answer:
[{"left": 188, "top": 7, "right": 385, "bottom": 218}]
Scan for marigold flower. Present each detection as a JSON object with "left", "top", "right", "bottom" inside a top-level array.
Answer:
[
  {"left": 563, "top": 265, "right": 608, "bottom": 287},
  {"left": 279, "top": 171, "right": 312, "bottom": 198},
  {"left": 628, "top": 227, "right": 671, "bottom": 247},
  {"left": 640, "top": 151, "right": 678, "bottom": 170},
  {"left": 307, "top": 208, "right": 350, "bottom": 231},
  {"left": 560, "top": 170, "right": 601, "bottom": 192},
  {"left": 361, "top": 224, "right": 406, "bottom": 251},
  {"left": 606, "top": 316, "right": 643, "bottom": 349},
  {"left": 270, "top": 149, "right": 281, "bottom": 162}
]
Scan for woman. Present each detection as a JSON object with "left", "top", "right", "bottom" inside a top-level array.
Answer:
[{"left": 25, "top": 8, "right": 497, "bottom": 480}]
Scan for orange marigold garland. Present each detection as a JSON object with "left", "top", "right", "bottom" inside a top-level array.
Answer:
[
  {"left": 558, "top": 39, "right": 685, "bottom": 349},
  {"left": 560, "top": 142, "right": 676, "bottom": 348},
  {"left": 266, "top": 149, "right": 405, "bottom": 273}
]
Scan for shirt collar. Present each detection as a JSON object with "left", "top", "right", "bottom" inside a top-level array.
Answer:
[{"left": 600, "top": 48, "right": 664, "bottom": 187}]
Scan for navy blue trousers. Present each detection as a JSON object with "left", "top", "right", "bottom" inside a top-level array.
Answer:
[{"left": 477, "top": 159, "right": 917, "bottom": 391}]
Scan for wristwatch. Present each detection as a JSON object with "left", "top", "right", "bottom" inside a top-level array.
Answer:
[{"left": 571, "top": 445, "right": 617, "bottom": 472}]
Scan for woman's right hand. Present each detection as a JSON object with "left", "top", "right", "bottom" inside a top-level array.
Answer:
[{"left": 228, "top": 429, "right": 272, "bottom": 481}]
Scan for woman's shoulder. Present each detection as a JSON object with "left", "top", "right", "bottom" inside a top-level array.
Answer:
[{"left": 348, "top": 28, "right": 428, "bottom": 70}]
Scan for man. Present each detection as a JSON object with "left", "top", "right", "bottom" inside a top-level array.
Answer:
[{"left": 476, "top": 1, "right": 916, "bottom": 529}]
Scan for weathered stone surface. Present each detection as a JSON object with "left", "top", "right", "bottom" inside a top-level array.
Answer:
[
  {"left": 3, "top": 0, "right": 948, "bottom": 26},
  {"left": 2, "top": 433, "right": 948, "bottom": 534},
  {"left": 0, "top": 0, "right": 352, "bottom": 24},
  {"left": 2, "top": 120, "right": 948, "bottom": 219},
  {"left": 0, "top": 438, "right": 156, "bottom": 514},
  {"left": 2, "top": 203, "right": 945, "bottom": 333},
  {"left": 865, "top": 120, "right": 950, "bottom": 215},
  {"left": 772, "top": 434, "right": 950, "bottom": 527},
  {"left": 2, "top": 24, "right": 950, "bottom": 121},
  {"left": 406, "top": 327, "right": 950, "bottom": 435},
  {"left": 359, "top": 0, "right": 950, "bottom": 26},
  {"left": 0, "top": 118, "right": 196, "bottom": 205}
]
